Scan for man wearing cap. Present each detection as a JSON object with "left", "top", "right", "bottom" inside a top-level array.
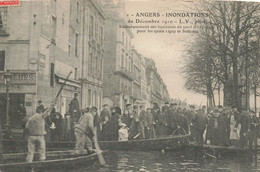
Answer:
[
  {"left": 74, "top": 106, "right": 97, "bottom": 154},
  {"left": 69, "top": 93, "right": 80, "bottom": 123},
  {"left": 26, "top": 98, "right": 57, "bottom": 162}
]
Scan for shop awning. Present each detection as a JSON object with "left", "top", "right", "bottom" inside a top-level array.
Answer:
[{"left": 55, "top": 75, "right": 81, "bottom": 88}]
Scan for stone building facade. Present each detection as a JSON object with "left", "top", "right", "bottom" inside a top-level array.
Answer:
[
  {"left": 80, "top": 0, "right": 105, "bottom": 110},
  {"left": 0, "top": 0, "right": 105, "bottom": 130},
  {"left": 131, "top": 48, "right": 142, "bottom": 106},
  {"left": 102, "top": 0, "right": 134, "bottom": 110},
  {"left": 145, "top": 58, "right": 170, "bottom": 106}
]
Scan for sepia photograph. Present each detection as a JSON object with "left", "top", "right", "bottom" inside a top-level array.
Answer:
[{"left": 0, "top": 0, "right": 260, "bottom": 171}]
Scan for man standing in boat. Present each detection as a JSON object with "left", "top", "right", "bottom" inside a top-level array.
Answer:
[
  {"left": 74, "top": 106, "right": 97, "bottom": 154},
  {"left": 69, "top": 93, "right": 81, "bottom": 123},
  {"left": 26, "top": 98, "right": 57, "bottom": 162}
]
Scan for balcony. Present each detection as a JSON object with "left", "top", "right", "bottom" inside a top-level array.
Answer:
[
  {"left": 134, "top": 75, "right": 141, "bottom": 86},
  {"left": 114, "top": 67, "right": 133, "bottom": 81}
]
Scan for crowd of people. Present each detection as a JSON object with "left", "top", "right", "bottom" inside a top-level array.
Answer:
[
  {"left": 27, "top": 96, "right": 260, "bottom": 149},
  {"left": 23, "top": 94, "right": 260, "bottom": 161}
]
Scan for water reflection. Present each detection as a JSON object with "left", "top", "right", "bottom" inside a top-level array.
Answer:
[{"left": 44, "top": 150, "right": 260, "bottom": 172}]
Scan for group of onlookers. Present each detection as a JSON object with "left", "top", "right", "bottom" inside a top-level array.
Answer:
[
  {"left": 94, "top": 102, "right": 191, "bottom": 141},
  {"left": 24, "top": 95, "right": 260, "bottom": 149},
  {"left": 22, "top": 95, "right": 260, "bottom": 162},
  {"left": 22, "top": 93, "right": 81, "bottom": 142},
  {"left": 205, "top": 106, "right": 259, "bottom": 149}
]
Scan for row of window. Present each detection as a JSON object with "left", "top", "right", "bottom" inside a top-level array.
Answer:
[
  {"left": 121, "top": 31, "right": 131, "bottom": 51},
  {"left": 121, "top": 53, "right": 132, "bottom": 72},
  {"left": 88, "top": 50, "right": 103, "bottom": 79},
  {"left": 87, "top": 89, "right": 102, "bottom": 110},
  {"left": 89, "top": 15, "right": 104, "bottom": 45},
  {"left": 0, "top": 8, "right": 7, "bottom": 30}
]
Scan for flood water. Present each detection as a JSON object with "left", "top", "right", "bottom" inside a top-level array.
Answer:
[{"left": 48, "top": 149, "right": 260, "bottom": 172}]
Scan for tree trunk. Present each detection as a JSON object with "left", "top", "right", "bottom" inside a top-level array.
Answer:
[
  {"left": 255, "top": 84, "right": 257, "bottom": 116},
  {"left": 232, "top": 2, "right": 241, "bottom": 110}
]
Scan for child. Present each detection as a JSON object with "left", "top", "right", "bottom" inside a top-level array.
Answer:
[{"left": 118, "top": 123, "right": 128, "bottom": 141}]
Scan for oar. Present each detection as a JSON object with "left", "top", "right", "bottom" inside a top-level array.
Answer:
[{"left": 93, "top": 129, "right": 106, "bottom": 165}]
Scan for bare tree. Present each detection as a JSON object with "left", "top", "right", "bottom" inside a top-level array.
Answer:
[{"left": 183, "top": 1, "right": 260, "bottom": 109}]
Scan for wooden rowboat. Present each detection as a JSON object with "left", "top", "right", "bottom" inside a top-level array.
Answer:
[
  {"left": 187, "top": 143, "right": 260, "bottom": 152},
  {"left": 98, "top": 134, "right": 190, "bottom": 151},
  {"left": 3, "top": 134, "right": 191, "bottom": 152},
  {"left": 0, "top": 150, "right": 107, "bottom": 171}
]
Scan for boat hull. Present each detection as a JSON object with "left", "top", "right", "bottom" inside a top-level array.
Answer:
[
  {"left": 0, "top": 150, "right": 105, "bottom": 171},
  {"left": 3, "top": 134, "right": 191, "bottom": 152}
]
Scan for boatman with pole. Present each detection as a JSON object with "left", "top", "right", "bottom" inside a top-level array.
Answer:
[
  {"left": 74, "top": 106, "right": 106, "bottom": 165},
  {"left": 26, "top": 98, "right": 57, "bottom": 162},
  {"left": 25, "top": 71, "right": 72, "bottom": 162},
  {"left": 74, "top": 106, "right": 97, "bottom": 154}
]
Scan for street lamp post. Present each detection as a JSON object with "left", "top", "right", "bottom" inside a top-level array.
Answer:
[{"left": 3, "top": 70, "right": 12, "bottom": 138}]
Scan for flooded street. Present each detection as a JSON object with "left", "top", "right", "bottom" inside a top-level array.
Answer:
[{"left": 46, "top": 150, "right": 260, "bottom": 172}]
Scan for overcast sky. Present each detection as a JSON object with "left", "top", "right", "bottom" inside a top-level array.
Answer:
[{"left": 124, "top": 0, "right": 207, "bottom": 105}]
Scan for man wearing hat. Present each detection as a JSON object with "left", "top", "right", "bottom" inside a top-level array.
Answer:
[
  {"left": 62, "top": 112, "right": 74, "bottom": 141},
  {"left": 74, "top": 106, "right": 97, "bottom": 154},
  {"left": 248, "top": 110, "right": 259, "bottom": 150},
  {"left": 164, "top": 101, "right": 170, "bottom": 109},
  {"left": 151, "top": 103, "right": 160, "bottom": 135},
  {"left": 26, "top": 98, "right": 57, "bottom": 162},
  {"left": 188, "top": 105, "right": 197, "bottom": 142},
  {"left": 100, "top": 104, "right": 110, "bottom": 126},
  {"left": 240, "top": 109, "right": 250, "bottom": 148},
  {"left": 69, "top": 93, "right": 80, "bottom": 123},
  {"left": 169, "top": 103, "right": 179, "bottom": 134},
  {"left": 192, "top": 107, "right": 208, "bottom": 146},
  {"left": 36, "top": 100, "right": 45, "bottom": 113},
  {"left": 122, "top": 104, "right": 133, "bottom": 128}
]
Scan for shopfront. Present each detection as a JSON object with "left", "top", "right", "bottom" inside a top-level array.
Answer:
[
  {"left": 0, "top": 71, "right": 36, "bottom": 129},
  {"left": 55, "top": 75, "right": 81, "bottom": 117}
]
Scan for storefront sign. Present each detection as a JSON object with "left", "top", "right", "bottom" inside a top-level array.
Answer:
[
  {"left": 0, "top": 71, "right": 36, "bottom": 85},
  {"left": 0, "top": 84, "right": 36, "bottom": 93}
]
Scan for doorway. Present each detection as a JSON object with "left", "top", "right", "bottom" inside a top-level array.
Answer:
[{"left": 0, "top": 93, "right": 25, "bottom": 129}]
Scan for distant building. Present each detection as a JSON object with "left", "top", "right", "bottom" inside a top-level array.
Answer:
[
  {"left": 145, "top": 58, "right": 170, "bottom": 106},
  {"left": 102, "top": 0, "right": 134, "bottom": 110},
  {"left": 131, "top": 48, "right": 142, "bottom": 106},
  {"left": 80, "top": 0, "right": 105, "bottom": 110}
]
